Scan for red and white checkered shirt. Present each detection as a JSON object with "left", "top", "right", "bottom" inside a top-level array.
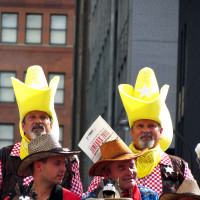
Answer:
[
  {"left": 0, "top": 142, "right": 83, "bottom": 197},
  {"left": 84, "top": 152, "right": 194, "bottom": 196}
]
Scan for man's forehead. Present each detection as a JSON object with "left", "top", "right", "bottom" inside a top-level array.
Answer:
[
  {"left": 134, "top": 119, "right": 159, "bottom": 125},
  {"left": 48, "top": 155, "right": 67, "bottom": 161}
]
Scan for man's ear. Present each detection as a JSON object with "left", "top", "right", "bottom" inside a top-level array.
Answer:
[
  {"left": 21, "top": 122, "right": 25, "bottom": 131},
  {"left": 34, "top": 161, "right": 42, "bottom": 172},
  {"left": 160, "top": 128, "right": 163, "bottom": 138},
  {"left": 130, "top": 127, "right": 134, "bottom": 140}
]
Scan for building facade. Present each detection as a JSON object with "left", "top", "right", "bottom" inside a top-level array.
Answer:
[
  {"left": 177, "top": 0, "right": 200, "bottom": 184},
  {"left": 73, "top": 0, "right": 179, "bottom": 190},
  {"left": 0, "top": 0, "right": 75, "bottom": 148}
]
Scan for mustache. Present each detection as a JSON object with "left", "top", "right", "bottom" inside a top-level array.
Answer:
[
  {"left": 139, "top": 132, "right": 153, "bottom": 139},
  {"left": 31, "top": 123, "right": 45, "bottom": 131}
]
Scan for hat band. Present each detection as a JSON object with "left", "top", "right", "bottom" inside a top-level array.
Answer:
[
  {"left": 48, "top": 147, "right": 64, "bottom": 152},
  {"left": 103, "top": 151, "right": 131, "bottom": 160},
  {"left": 31, "top": 147, "right": 64, "bottom": 155}
]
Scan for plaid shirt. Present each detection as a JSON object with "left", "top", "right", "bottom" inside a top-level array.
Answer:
[
  {"left": 0, "top": 142, "right": 83, "bottom": 197},
  {"left": 84, "top": 153, "right": 194, "bottom": 196},
  {"left": 82, "top": 186, "right": 158, "bottom": 200}
]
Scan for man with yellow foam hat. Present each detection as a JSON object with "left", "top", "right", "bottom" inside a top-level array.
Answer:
[
  {"left": 0, "top": 65, "right": 83, "bottom": 199},
  {"left": 85, "top": 67, "right": 194, "bottom": 197},
  {"left": 118, "top": 67, "right": 194, "bottom": 195}
]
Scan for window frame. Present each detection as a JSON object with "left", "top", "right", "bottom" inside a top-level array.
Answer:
[
  {"left": 1, "top": 12, "right": 18, "bottom": 44},
  {"left": 25, "top": 13, "right": 43, "bottom": 45},
  {"left": 0, "top": 71, "right": 16, "bottom": 103},
  {"left": 49, "top": 14, "right": 67, "bottom": 45},
  {"left": 0, "top": 123, "right": 14, "bottom": 148}
]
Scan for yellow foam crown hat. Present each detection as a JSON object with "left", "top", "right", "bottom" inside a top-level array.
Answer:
[
  {"left": 118, "top": 67, "right": 173, "bottom": 151},
  {"left": 11, "top": 65, "right": 60, "bottom": 159}
]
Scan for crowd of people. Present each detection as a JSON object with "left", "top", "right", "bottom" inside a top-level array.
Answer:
[{"left": 0, "top": 65, "right": 199, "bottom": 200}]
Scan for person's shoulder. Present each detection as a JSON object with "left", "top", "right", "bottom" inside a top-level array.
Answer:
[
  {"left": 139, "top": 186, "right": 158, "bottom": 197},
  {"left": 166, "top": 153, "right": 187, "bottom": 163},
  {"left": 0, "top": 144, "right": 15, "bottom": 155},
  {"left": 62, "top": 187, "right": 81, "bottom": 200}
]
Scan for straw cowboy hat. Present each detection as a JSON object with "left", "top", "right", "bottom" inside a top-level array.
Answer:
[
  {"left": 18, "top": 133, "right": 80, "bottom": 177},
  {"left": 89, "top": 138, "right": 147, "bottom": 176},
  {"left": 11, "top": 65, "right": 60, "bottom": 159},
  {"left": 118, "top": 67, "right": 173, "bottom": 151},
  {"left": 159, "top": 179, "right": 200, "bottom": 200}
]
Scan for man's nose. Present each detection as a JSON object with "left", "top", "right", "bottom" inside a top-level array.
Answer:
[
  {"left": 35, "top": 117, "right": 42, "bottom": 123},
  {"left": 126, "top": 167, "right": 135, "bottom": 175},
  {"left": 143, "top": 126, "right": 150, "bottom": 132}
]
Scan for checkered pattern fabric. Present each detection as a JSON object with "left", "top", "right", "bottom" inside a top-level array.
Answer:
[
  {"left": 71, "top": 160, "right": 83, "bottom": 197},
  {"left": 137, "top": 164, "right": 163, "bottom": 195},
  {"left": 85, "top": 176, "right": 101, "bottom": 195},
  {"left": 10, "top": 142, "right": 21, "bottom": 156},
  {"left": 84, "top": 152, "right": 194, "bottom": 196},
  {"left": 0, "top": 142, "right": 84, "bottom": 197},
  {"left": 183, "top": 162, "right": 194, "bottom": 179},
  {"left": 23, "top": 176, "right": 34, "bottom": 185}
]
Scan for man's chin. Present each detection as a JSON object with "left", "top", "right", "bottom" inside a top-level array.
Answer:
[
  {"left": 30, "top": 130, "right": 45, "bottom": 139},
  {"left": 120, "top": 181, "right": 136, "bottom": 190},
  {"left": 138, "top": 140, "right": 155, "bottom": 149}
]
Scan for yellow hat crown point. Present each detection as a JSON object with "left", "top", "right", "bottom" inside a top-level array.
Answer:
[
  {"left": 134, "top": 67, "right": 160, "bottom": 101},
  {"left": 25, "top": 65, "right": 48, "bottom": 89},
  {"left": 118, "top": 67, "right": 173, "bottom": 151}
]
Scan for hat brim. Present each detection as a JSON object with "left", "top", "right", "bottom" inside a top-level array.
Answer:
[
  {"left": 89, "top": 150, "right": 146, "bottom": 177},
  {"left": 18, "top": 148, "right": 80, "bottom": 177},
  {"left": 159, "top": 193, "right": 200, "bottom": 200}
]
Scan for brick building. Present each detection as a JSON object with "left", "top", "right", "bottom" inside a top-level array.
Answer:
[{"left": 0, "top": 0, "right": 75, "bottom": 148}]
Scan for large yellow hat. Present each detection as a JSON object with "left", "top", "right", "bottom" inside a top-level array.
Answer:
[
  {"left": 11, "top": 65, "right": 60, "bottom": 159},
  {"left": 118, "top": 67, "right": 173, "bottom": 151}
]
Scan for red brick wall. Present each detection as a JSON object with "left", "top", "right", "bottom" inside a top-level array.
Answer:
[{"left": 0, "top": 0, "right": 75, "bottom": 147}]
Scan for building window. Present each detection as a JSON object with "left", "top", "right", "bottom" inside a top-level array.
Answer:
[
  {"left": 0, "top": 124, "right": 14, "bottom": 148},
  {"left": 26, "top": 14, "right": 42, "bottom": 44},
  {"left": 50, "top": 15, "right": 67, "bottom": 45},
  {"left": 59, "top": 126, "right": 64, "bottom": 147},
  {"left": 49, "top": 73, "right": 65, "bottom": 104},
  {"left": 0, "top": 72, "right": 16, "bottom": 102},
  {"left": 1, "top": 13, "right": 18, "bottom": 43}
]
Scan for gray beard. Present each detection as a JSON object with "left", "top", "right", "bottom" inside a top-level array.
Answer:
[
  {"left": 138, "top": 133, "right": 155, "bottom": 149},
  {"left": 30, "top": 125, "right": 46, "bottom": 140}
]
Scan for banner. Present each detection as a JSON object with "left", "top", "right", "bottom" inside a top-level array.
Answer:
[{"left": 78, "top": 116, "right": 119, "bottom": 162}]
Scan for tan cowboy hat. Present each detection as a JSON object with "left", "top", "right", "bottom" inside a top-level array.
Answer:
[
  {"left": 159, "top": 179, "right": 200, "bottom": 200},
  {"left": 118, "top": 67, "right": 173, "bottom": 151},
  {"left": 18, "top": 133, "right": 80, "bottom": 177},
  {"left": 89, "top": 138, "right": 147, "bottom": 176}
]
